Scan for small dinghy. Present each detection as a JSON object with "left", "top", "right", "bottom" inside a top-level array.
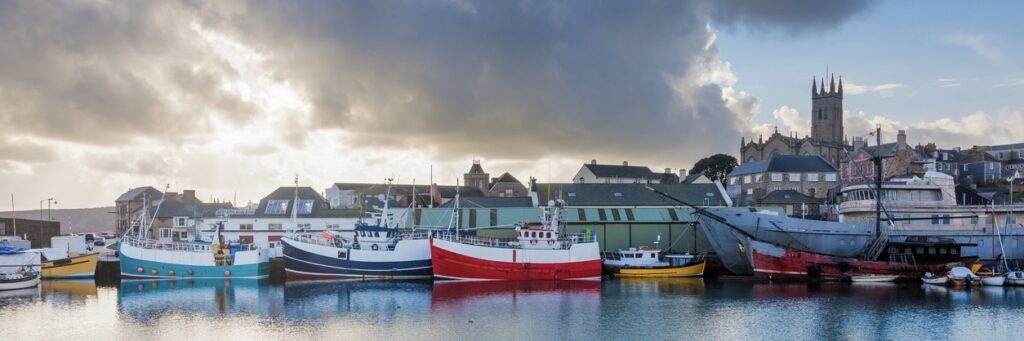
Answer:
[
  {"left": 948, "top": 267, "right": 981, "bottom": 287},
  {"left": 981, "top": 275, "right": 1006, "bottom": 286},
  {"left": 1007, "top": 271, "right": 1024, "bottom": 286},
  {"left": 921, "top": 272, "right": 949, "bottom": 285},
  {"left": 850, "top": 274, "right": 899, "bottom": 283}
]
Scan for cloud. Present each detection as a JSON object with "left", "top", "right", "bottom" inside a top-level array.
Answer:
[
  {"left": 995, "top": 79, "right": 1024, "bottom": 88},
  {"left": 945, "top": 33, "right": 1005, "bottom": 64},
  {"left": 710, "top": 0, "right": 872, "bottom": 34},
  {"left": 0, "top": 0, "right": 876, "bottom": 207},
  {"left": 842, "top": 81, "right": 907, "bottom": 97},
  {"left": 750, "top": 105, "right": 809, "bottom": 138},
  {"left": 936, "top": 78, "right": 961, "bottom": 88}
]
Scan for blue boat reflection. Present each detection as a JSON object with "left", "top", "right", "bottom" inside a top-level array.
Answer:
[
  {"left": 117, "top": 279, "right": 283, "bottom": 320},
  {"left": 283, "top": 280, "right": 432, "bottom": 319}
]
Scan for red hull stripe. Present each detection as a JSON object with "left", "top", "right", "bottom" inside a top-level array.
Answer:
[
  {"left": 430, "top": 242, "right": 602, "bottom": 281},
  {"left": 750, "top": 243, "right": 943, "bottom": 280}
]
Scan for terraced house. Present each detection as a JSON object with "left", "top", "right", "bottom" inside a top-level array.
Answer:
[{"left": 726, "top": 155, "right": 839, "bottom": 206}]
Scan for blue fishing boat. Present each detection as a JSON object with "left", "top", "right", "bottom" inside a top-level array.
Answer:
[{"left": 281, "top": 181, "right": 432, "bottom": 280}]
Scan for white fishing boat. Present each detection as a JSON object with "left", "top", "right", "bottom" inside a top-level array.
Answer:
[
  {"left": 0, "top": 246, "right": 41, "bottom": 291},
  {"left": 921, "top": 272, "right": 949, "bottom": 285},
  {"left": 981, "top": 275, "right": 1006, "bottom": 286},
  {"left": 849, "top": 274, "right": 899, "bottom": 283},
  {"left": 1007, "top": 271, "right": 1024, "bottom": 286}
]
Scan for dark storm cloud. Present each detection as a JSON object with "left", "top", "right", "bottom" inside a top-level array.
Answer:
[
  {"left": 710, "top": 0, "right": 873, "bottom": 34},
  {"left": 0, "top": 0, "right": 870, "bottom": 164}
]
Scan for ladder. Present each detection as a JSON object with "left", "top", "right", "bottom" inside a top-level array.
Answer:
[{"left": 861, "top": 223, "right": 890, "bottom": 261}]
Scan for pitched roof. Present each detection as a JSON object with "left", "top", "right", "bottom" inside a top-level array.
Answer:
[
  {"left": 533, "top": 183, "right": 726, "bottom": 206},
  {"left": 116, "top": 187, "right": 163, "bottom": 202},
  {"left": 468, "top": 162, "right": 485, "bottom": 174},
  {"left": 254, "top": 187, "right": 330, "bottom": 217},
  {"left": 729, "top": 155, "right": 837, "bottom": 177},
  {"left": 682, "top": 173, "right": 706, "bottom": 184},
  {"left": 438, "top": 197, "right": 533, "bottom": 208},
  {"left": 986, "top": 143, "right": 1024, "bottom": 151},
  {"left": 759, "top": 190, "right": 819, "bottom": 204},
  {"left": 582, "top": 163, "right": 657, "bottom": 179},
  {"left": 493, "top": 172, "right": 520, "bottom": 184}
]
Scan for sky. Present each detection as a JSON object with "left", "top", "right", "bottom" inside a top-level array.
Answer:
[{"left": 0, "top": 1, "right": 1021, "bottom": 209}]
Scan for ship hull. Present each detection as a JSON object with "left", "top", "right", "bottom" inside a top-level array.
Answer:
[
  {"left": 430, "top": 237, "right": 601, "bottom": 281},
  {"left": 41, "top": 253, "right": 98, "bottom": 279},
  {"left": 745, "top": 237, "right": 944, "bottom": 281},
  {"left": 281, "top": 237, "right": 432, "bottom": 280},
  {"left": 606, "top": 260, "right": 705, "bottom": 278},
  {"left": 118, "top": 242, "right": 269, "bottom": 280}
]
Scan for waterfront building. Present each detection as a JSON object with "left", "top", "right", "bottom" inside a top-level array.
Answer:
[
  {"left": 726, "top": 155, "right": 838, "bottom": 206},
  {"left": 740, "top": 75, "right": 850, "bottom": 167},
  {"left": 114, "top": 186, "right": 163, "bottom": 235},
  {"left": 572, "top": 160, "right": 681, "bottom": 184},
  {"left": 0, "top": 217, "right": 60, "bottom": 248},
  {"left": 982, "top": 142, "right": 1024, "bottom": 161},
  {"left": 757, "top": 189, "right": 822, "bottom": 218},
  {"left": 839, "top": 130, "right": 929, "bottom": 183}
]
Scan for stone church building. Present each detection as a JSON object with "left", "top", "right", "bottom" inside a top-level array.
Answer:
[{"left": 741, "top": 75, "right": 851, "bottom": 167}]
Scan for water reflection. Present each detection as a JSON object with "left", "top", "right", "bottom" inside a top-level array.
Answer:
[
  {"left": 283, "top": 280, "right": 432, "bottom": 320},
  {"left": 117, "top": 279, "right": 284, "bottom": 320},
  {"left": 42, "top": 279, "right": 97, "bottom": 302}
]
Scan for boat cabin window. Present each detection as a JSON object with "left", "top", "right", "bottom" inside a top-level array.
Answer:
[{"left": 374, "top": 231, "right": 380, "bottom": 238}]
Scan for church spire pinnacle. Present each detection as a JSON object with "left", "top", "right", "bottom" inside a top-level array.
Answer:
[
  {"left": 812, "top": 76, "right": 817, "bottom": 96},
  {"left": 838, "top": 76, "right": 843, "bottom": 96},
  {"left": 829, "top": 74, "right": 835, "bottom": 93}
]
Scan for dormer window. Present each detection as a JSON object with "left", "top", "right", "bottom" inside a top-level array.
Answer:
[
  {"left": 265, "top": 200, "right": 289, "bottom": 214},
  {"left": 296, "top": 200, "right": 314, "bottom": 215}
]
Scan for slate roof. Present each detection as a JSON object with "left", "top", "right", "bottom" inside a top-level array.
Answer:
[
  {"left": 254, "top": 187, "right": 330, "bottom": 217},
  {"left": 533, "top": 183, "right": 727, "bottom": 207},
  {"left": 759, "top": 190, "right": 819, "bottom": 204},
  {"left": 493, "top": 172, "right": 520, "bottom": 184},
  {"left": 986, "top": 143, "right": 1024, "bottom": 151},
  {"left": 468, "top": 162, "right": 485, "bottom": 174},
  {"left": 682, "top": 174, "right": 705, "bottom": 184},
  {"left": 116, "top": 187, "right": 163, "bottom": 202},
  {"left": 582, "top": 163, "right": 657, "bottom": 179},
  {"left": 438, "top": 197, "right": 534, "bottom": 208},
  {"left": 729, "top": 155, "right": 837, "bottom": 177},
  {"left": 1004, "top": 159, "right": 1024, "bottom": 165}
]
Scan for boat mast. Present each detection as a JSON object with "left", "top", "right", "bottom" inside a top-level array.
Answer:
[
  {"left": 291, "top": 174, "right": 299, "bottom": 228},
  {"left": 874, "top": 126, "right": 883, "bottom": 237},
  {"left": 382, "top": 178, "right": 393, "bottom": 228},
  {"left": 10, "top": 193, "right": 16, "bottom": 238}
]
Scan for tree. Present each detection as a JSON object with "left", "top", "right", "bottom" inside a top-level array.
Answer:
[{"left": 690, "top": 154, "right": 738, "bottom": 184}]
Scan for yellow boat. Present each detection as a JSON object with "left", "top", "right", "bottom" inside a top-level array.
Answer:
[
  {"left": 603, "top": 238, "right": 706, "bottom": 278},
  {"left": 610, "top": 259, "right": 706, "bottom": 278},
  {"left": 41, "top": 252, "right": 98, "bottom": 279}
]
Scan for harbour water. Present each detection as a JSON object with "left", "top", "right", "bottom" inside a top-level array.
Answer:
[{"left": 2, "top": 279, "right": 1023, "bottom": 340}]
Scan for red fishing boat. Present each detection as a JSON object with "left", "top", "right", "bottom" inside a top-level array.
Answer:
[{"left": 430, "top": 200, "right": 602, "bottom": 281}]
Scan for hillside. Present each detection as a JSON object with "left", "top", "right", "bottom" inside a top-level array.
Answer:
[{"left": 0, "top": 207, "right": 116, "bottom": 234}]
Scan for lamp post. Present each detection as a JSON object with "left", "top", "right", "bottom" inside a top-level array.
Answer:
[{"left": 39, "top": 198, "right": 56, "bottom": 221}]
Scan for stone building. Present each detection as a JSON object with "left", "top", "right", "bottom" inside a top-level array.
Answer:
[
  {"left": 740, "top": 75, "right": 851, "bottom": 167},
  {"left": 114, "top": 186, "right": 163, "bottom": 235},
  {"left": 464, "top": 160, "right": 490, "bottom": 194},
  {"left": 725, "top": 155, "right": 839, "bottom": 206},
  {"left": 572, "top": 160, "right": 680, "bottom": 184},
  {"left": 839, "top": 130, "right": 929, "bottom": 183}
]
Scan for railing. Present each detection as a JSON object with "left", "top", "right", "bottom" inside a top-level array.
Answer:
[
  {"left": 434, "top": 232, "right": 597, "bottom": 250},
  {"left": 287, "top": 232, "right": 430, "bottom": 249},
  {"left": 121, "top": 236, "right": 259, "bottom": 253}
]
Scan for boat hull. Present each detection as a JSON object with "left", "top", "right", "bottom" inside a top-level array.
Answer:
[
  {"left": 606, "top": 260, "right": 705, "bottom": 278},
  {"left": 922, "top": 276, "right": 949, "bottom": 285},
  {"left": 118, "top": 242, "right": 269, "bottom": 280},
  {"left": 430, "top": 237, "right": 601, "bottom": 281},
  {"left": 746, "top": 238, "right": 943, "bottom": 281},
  {"left": 0, "top": 273, "right": 40, "bottom": 291},
  {"left": 281, "top": 237, "right": 432, "bottom": 280},
  {"left": 41, "top": 253, "right": 98, "bottom": 279}
]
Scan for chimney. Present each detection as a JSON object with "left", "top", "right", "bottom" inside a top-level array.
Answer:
[
  {"left": 897, "top": 130, "right": 907, "bottom": 149},
  {"left": 590, "top": 159, "right": 597, "bottom": 165},
  {"left": 679, "top": 169, "right": 687, "bottom": 178},
  {"left": 622, "top": 161, "right": 628, "bottom": 166},
  {"left": 183, "top": 190, "right": 196, "bottom": 200},
  {"left": 853, "top": 136, "right": 866, "bottom": 150},
  {"left": 664, "top": 168, "right": 672, "bottom": 174}
]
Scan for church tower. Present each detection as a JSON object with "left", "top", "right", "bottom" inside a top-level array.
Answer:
[{"left": 811, "top": 74, "right": 843, "bottom": 145}]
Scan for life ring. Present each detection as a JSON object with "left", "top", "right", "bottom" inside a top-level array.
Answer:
[
  {"left": 371, "top": 244, "right": 380, "bottom": 251},
  {"left": 353, "top": 243, "right": 360, "bottom": 250},
  {"left": 224, "top": 270, "right": 231, "bottom": 277},
  {"left": 547, "top": 240, "right": 555, "bottom": 245},
  {"left": 530, "top": 239, "right": 538, "bottom": 245}
]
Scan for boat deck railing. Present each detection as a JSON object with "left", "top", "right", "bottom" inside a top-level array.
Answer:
[
  {"left": 288, "top": 232, "right": 430, "bottom": 249},
  {"left": 121, "top": 236, "right": 259, "bottom": 253},
  {"left": 435, "top": 232, "right": 597, "bottom": 250}
]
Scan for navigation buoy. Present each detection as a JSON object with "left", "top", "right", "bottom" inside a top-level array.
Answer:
[
  {"left": 187, "top": 269, "right": 193, "bottom": 275},
  {"left": 168, "top": 270, "right": 175, "bottom": 276},
  {"left": 224, "top": 270, "right": 231, "bottom": 277},
  {"left": 137, "top": 266, "right": 144, "bottom": 273},
  {"left": 151, "top": 269, "right": 158, "bottom": 275}
]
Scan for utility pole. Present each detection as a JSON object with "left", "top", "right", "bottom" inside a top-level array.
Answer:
[
  {"left": 10, "top": 194, "right": 16, "bottom": 237},
  {"left": 874, "top": 126, "right": 882, "bottom": 236}
]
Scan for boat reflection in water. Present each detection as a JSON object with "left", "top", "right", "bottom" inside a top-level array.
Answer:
[
  {"left": 0, "top": 285, "right": 40, "bottom": 301},
  {"left": 117, "top": 279, "right": 283, "bottom": 320},
  {"left": 41, "top": 279, "right": 98, "bottom": 302},
  {"left": 283, "top": 280, "right": 432, "bottom": 319}
]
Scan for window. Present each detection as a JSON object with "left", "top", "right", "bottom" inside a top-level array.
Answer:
[
  {"left": 789, "top": 173, "right": 801, "bottom": 181},
  {"left": 269, "top": 223, "right": 283, "bottom": 230},
  {"left": 771, "top": 173, "right": 783, "bottom": 182},
  {"left": 744, "top": 175, "right": 751, "bottom": 184},
  {"left": 1010, "top": 214, "right": 1018, "bottom": 225},
  {"left": 729, "top": 177, "right": 736, "bottom": 185},
  {"left": 174, "top": 216, "right": 187, "bottom": 227},
  {"left": 504, "top": 189, "right": 513, "bottom": 197},
  {"left": 297, "top": 223, "right": 310, "bottom": 230},
  {"left": 807, "top": 173, "right": 819, "bottom": 182},
  {"left": 942, "top": 215, "right": 951, "bottom": 225},
  {"left": 159, "top": 228, "right": 171, "bottom": 239},
  {"left": 296, "top": 200, "right": 315, "bottom": 215},
  {"left": 746, "top": 188, "right": 753, "bottom": 195},
  {"left": 613, "top": 192, "right": 623, "bottom": 197},
  {"left": 240, "top": 223, "right": 254, "bottom": 231},
  {"left": 825, "top": 174, "right": 837, "bottom": 182},
  {"left": 755, "top": 174, "right": 763, "bottom": 182},
  {"left": 265, "top": 200, "right": 289, "bottom": 214},
  {"left": 971, "top": 216, "right": 980, "bottom": 225},
  {"left": 931, "top": 215, "right": 939, "bottom": 225}
]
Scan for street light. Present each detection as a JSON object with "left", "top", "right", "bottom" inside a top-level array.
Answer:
[{"left": 39, "top": 198, "right": 56, "bottom": 221}]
